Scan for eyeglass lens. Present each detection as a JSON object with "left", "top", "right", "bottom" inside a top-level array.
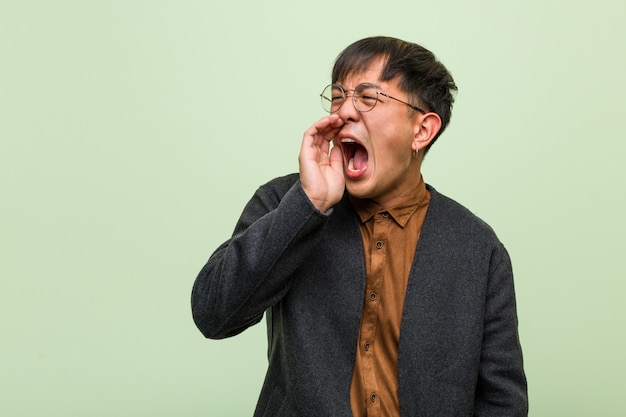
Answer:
[{"left": 320, "top": 83, "right": 379, "bottom": 113}]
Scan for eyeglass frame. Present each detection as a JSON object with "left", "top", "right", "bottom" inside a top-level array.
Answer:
[{"left": 320, "top": 82, "right": 427, "bottom": 114}]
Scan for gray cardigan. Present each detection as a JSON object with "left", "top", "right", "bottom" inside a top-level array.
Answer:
[{"left": 192, "top": 174, "right": 528, "bottom": 416}]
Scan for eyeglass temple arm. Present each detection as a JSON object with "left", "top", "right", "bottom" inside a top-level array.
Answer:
[{"left": 378, "top": 92, "right": 426, "bottom": 114}]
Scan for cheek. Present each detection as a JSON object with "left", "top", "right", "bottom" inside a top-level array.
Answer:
[
  {"left": 370, "top": 143, "right": 412, "bottom": 176},
  {"left": 370, "top": 129, "right": 414, "bottom": 165},
  {"left": 363, "top": 113, "right": 415, "bottom": 163}
]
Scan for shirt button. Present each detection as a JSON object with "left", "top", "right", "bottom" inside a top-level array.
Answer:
[
  {"left": 375, "top": 241, "right": 383, "bottom": 249},
  {"left": 381, "top": 212, "right": 389, "bottom": 218},
  {"left": 369, "top": 293, "right": 377, "bottom": 301},
  {"left": 364, "top": 342, "right": 370, "bottom": 351},
  {"left": 370, "top": 393, "right": 377, "bottom": 402}
]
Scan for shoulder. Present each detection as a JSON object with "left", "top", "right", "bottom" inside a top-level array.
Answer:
[
  {"left": 244, "top": 173, "right": 301, "bottom": 208},
  {"left": 259, "top": 173, "right": 300, "bottom": 194},
  {"left": 425, "top": 184, "right": 501, "bottom": 247},
  {"left": 231, "top": 173, "right": 303, "bottom": 234},
  {"left": 420, "top": 185, "right": 512, "bottom": 281}
]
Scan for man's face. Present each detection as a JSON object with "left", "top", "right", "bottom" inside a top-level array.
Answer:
[{"left": 333, "top": 60, "right": 424, "bottom": 207}]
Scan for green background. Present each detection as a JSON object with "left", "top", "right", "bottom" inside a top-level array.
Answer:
[{"left": 1, "top": 0, "right": 624, "bottom": 415}]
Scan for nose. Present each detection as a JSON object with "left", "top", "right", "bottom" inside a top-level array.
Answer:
[{"left": 335, "top": 93, "right": 360, "bottom": 123}]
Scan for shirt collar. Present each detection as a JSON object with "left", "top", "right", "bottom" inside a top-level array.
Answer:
[{"left": 349, "top": 175, "right": 430, "bottom": 228}]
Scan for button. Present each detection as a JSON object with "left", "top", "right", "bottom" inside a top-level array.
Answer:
[
  {"left": 364, "top": 342, "right": 370, "bottom": 351},
  {"left": 375, "top": 241, "right": 383, "bottom": 249},
  {"left": 369, "top": 293, "right": 377, "bottom": 301},
  {"left": 381, "top": 212, "right": 389, "bottom": 218},
  {"left": 370, "top": 393, "right": 377, "bottom": 402}
]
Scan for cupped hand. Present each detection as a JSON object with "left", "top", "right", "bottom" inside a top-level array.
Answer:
[{"left": 298, "top": 114, "right": 345, "bottom": 213}]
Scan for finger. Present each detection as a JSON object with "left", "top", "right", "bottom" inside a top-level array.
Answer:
[
  {"left": 328, "top": 113, "right": 344, "bottom": 129},
  {"left": 318, "top": 114, "right": 343, "bottom": 133},
  {"left": 307, "top": 115, "right": 343, "bottom": 142}
]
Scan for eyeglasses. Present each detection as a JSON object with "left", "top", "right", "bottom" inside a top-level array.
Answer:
[{"left": 320, "top": 83, "right": 426, "bottom": 114}]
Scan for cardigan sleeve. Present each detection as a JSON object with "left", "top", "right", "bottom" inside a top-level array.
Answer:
[
  {"left": 474, "top": 243, "right": 528, "bottom": 416},
  {"left": 191, "top": 176, "right": 331, "bottom": 339}
]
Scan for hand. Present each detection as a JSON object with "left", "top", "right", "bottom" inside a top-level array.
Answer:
[{"left": 299, "top": 114, "right": 345, "bottom": 213}]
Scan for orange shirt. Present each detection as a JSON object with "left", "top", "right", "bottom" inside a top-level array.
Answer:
[{"left": 349, "top": 177, "right": 431, "bottom": 417}]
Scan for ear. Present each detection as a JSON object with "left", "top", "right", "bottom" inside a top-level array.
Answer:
[{"left": 411, "top": 112, "right": 442, "bottom": 152}]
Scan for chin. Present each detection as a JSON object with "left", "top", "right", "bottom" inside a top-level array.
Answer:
[{"left": 345, "top": 181, "right": 373, "bottom": 200}]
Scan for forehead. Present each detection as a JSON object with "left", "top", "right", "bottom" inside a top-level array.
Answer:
[{"left": 338, "top": 65, "right": 402, "bottom": 93}]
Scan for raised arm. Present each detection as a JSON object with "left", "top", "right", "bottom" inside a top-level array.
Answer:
[{"left": 192, "top": 115, "right": 347, "bottom": 339}]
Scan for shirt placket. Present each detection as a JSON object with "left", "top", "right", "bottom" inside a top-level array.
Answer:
[{"left": 360, "top": 211, "right": 390, "bottom": 416}]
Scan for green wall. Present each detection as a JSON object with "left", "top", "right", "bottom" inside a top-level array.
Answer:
[{"left": 2, "top": 0, "right": 625, "bottom": 415}]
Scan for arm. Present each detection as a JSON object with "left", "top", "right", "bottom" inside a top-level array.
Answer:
[
  {"left": 191, "top": 179, "right": 331, "bottom": 339},
  {"left": 192, "top": 114, "right": 346, "bottom": 340},
  {"left": 474, "top": 244, "right": 528, "bottom": 416}
]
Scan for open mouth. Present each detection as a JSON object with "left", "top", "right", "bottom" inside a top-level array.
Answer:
[{"left": 340, "top": 138, "right": 368, "bottom": 177}]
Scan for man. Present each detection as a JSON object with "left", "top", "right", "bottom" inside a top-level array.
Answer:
[{"left": 192, "top": 36, "right": 528, "bottom": 416}]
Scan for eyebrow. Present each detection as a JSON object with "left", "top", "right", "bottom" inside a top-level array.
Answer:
[{"left": 337, "top": 82, "right": 383, "bottom": 90}]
